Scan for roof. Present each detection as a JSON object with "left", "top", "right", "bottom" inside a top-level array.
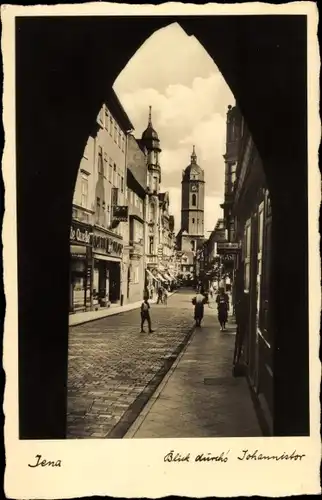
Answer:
[
  {"left": 126, "top": 168, "right": 146, "bottom": 198},
  {"left": 182, "top": 145, "right": 203, "bottom": 181},
  {"left": 142, "top": 124, "right": 159, "bottom": 141},
  {"left": 106, "top": 88, "right": 134, "bottom": 132},
  {"left": 140, "top": 106, "right": 161, "bottom": 150}
]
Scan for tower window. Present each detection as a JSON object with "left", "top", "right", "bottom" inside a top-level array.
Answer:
[
  {"left": 192, "top": 194, "right": 196, "bottom": 206},
  {"left": 192, "top": 218, "right": 195, "bottom": 224},
  {"left": 191, "top": 240, "right": 195, "bottom": 251}
]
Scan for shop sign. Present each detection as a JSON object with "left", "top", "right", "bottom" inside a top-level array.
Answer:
[
  {"left": 217, "top": 242, "right": 241, "bottom": 255},
  {"left": 70, "top": 222, "right": 92, "bottom": 245},
  {"left": 113, "top": 206, "right": 128, "bottom": 222},
  {"left": 93, "top": 232, "right": 123, "bottom": 256}
]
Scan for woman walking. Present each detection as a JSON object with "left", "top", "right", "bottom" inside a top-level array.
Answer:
[
  {"left": 216, "top": 287, "right": 230, "bottom": 331},
  {"left": 192, "top": 289, "right": 207, "bottom": 327},
  {"left": 163, "top": 287, "right": 168, "bottom": 305}
]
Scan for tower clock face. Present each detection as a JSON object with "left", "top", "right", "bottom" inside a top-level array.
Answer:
[{"left": 191, "top": 183, "right": 198, "bottom": 192}]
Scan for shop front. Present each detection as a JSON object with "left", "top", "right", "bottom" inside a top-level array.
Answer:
[
  {"left": 92, "top": 227, "right": 123, "bottom": 306},
  {"left": 69, "top": 220, "right": 93, "bottom": 313}
]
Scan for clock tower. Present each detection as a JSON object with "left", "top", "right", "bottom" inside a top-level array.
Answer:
[{"left": 177, "top": 146, "right": 205, "bottom": 258}]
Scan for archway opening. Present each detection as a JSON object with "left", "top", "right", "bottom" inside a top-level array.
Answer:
[
  {"left": 66, "top": 21, "right": 274, "bottom": 438},
  {"left": 16, "top": 15, "right": 308, "bottom": 440}
]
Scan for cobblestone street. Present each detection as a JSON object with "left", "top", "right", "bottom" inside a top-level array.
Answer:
[{"left": 67, "top": 290, "right": 195, "bottom": 438}]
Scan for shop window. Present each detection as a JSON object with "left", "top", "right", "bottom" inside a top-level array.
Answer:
[
  {"left": 192, "top": 194, "right": 196, "bottom": 206},
  {"left": 80, "top": 174, "right": 88, "bottom": 208}
]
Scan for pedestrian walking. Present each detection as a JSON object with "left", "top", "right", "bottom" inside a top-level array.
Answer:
[
  {"left": 216, "top": 287, "right": 230, "bottom": 331},
  {"left": 156, "top": 286, "right": 163, "bottom": 304},
  {"left": 140, "top": 299, "right": 154, "bottom": 333},
  {"left": 192, "top": 291, "right": 207, "bottom": 327},
  {"left": 163, "top": 287, "right": 168, "bottom": 305}
]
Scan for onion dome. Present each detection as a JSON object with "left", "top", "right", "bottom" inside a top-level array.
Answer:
[{"left": 141, "top": 106, "right": 161, "bottom": 151}]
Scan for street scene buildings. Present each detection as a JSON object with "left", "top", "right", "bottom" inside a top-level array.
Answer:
[
  {"left": 67, "top": 95, "right": 273, "bottom": 439},
  {"left": 64, "top": 23, "right": 299, "bottom": 442},
  {"left": 193, "top": 103, "right": 273, "bottom": 432},
  {"left": 70, "top": 97, "right": 177, "bottom": 313},
  {"left": 14, "top": 13, "right": 312, "bottom": 459}
]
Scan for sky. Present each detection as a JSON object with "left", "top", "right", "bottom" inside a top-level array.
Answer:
[{"left": 114, "top": 22, "right": 235, "bottom": 235}]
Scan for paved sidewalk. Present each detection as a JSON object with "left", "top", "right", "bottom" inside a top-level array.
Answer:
[
  {"left": 69, "top": 291, "right": 176, "bottom": 327},
  {"left": 67, "top": 290, "right": 196, "bottom": 438},
  {"left": 125, "top": 302, "right": 262, "bottom": 438}
]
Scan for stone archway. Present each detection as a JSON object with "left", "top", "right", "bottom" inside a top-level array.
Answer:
[{"left": 16, "top": 15, "right": 308, "bottom": 438}]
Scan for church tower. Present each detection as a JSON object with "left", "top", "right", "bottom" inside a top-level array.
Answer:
[
  {"left": 140, "top": 106, "right": 162, "bottom": 275},
  {"left": 140, "top": 105, "right": 161, "bottom": 193},
  {"left": 180, "top": 146, "right": 205, "bottom": 248}
]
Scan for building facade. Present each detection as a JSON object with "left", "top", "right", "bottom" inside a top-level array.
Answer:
[
  {"left": 222, "top": 103, "right": 273, "bottom": 433},
  {"left": 70, "top": 89, "right": 133, "bottom": 312},
  {"left": 138, "top": 108, "right": 177, "bottom": 296},
  {"left": 126, "top": 134, "right": 148, "bottom": 303},
  {"left": 176, "top": 146, "right": 205, "bottom": 282},
  {"left": 194, "top": 218, "right": 227, "bottom": 290}
]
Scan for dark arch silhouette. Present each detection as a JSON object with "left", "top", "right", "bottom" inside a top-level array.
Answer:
[{"left": 15, "top": 15, "right": 308, "bottom": 438}]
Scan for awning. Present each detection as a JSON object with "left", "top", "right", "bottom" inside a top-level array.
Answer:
[
  {"left": 146, "top": 269, "right": 158, "bottom": 281},
  {"left": 157, "top": 273, "right": 166, "bottom": 282},
  {"left": 93, "top": 253, "right": 121, "bottom": 262}
]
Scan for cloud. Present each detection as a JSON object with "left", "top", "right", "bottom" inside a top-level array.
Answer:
[
  {"left": 114, "top": 23, "right": 217, "bottom": 95},
  {"left": 113, "top": 22, "right": 234, "bottom": 238}
]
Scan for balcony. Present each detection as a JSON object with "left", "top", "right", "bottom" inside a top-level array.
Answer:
[{"left": 146, "top": 254, "right": 158, "bottom": 265}]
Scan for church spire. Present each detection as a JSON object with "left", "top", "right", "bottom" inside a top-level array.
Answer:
[
  {"left": 148, "top": 105, "right": 152, "bottom": 126},
  {"left": 191, "top": 145, "right": 197, "bottom": 164}
]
